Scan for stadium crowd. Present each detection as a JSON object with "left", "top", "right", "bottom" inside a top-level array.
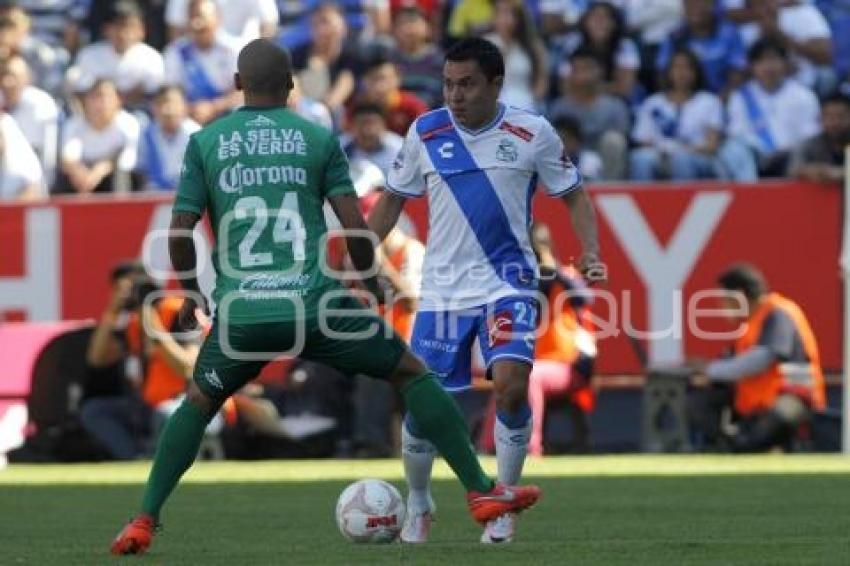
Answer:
[{"left": 1, "top": 0, "right": 850, "bottom": 201}]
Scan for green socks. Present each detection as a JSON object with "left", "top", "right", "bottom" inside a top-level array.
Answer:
[
  {"left": 141, "top": 400, "right": 210, "bottom": 520},
  {"left": 402, "top": 373, "right": 494, "bottom": 493}
]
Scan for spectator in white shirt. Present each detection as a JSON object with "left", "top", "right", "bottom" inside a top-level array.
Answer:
[
  {"left": 630, "top": 48, "right": 723, "bottom": 181},
  {"left": 724, "top": 39, "right": 821, "bottom": 180},
  {"left": 620, "top": 0, "right": 684, "bottom": 48},
  {"left": 70, "top": 1, "right": 165, "bottom": 109},
  {"left": 0, "top": 54, "right": 59, "bottom": 188},
  {"left": 15, "top": 0, "right": 88, "bottom": 53},
  {"left": 339, "top": 102, "right": 403, "bottom": 176},
  {"left": 0, "top": 112, "right": 45, "bottom": 201},
  {"left": 58, "top": 79, "right": 141, "bottom": 194},
  {"left": 137, "top": 85, "right": 200, "bottom": 191},
  {"left": 0, "top": 6, "right": 69, "bottom": 98},
  {"left": 163, "top": 0, "right": 242, "bottom": 124},
  {"left": 287, "top": 76, "right": 333, "bottom": 131},
  {"left": 553, "top": 115, "right": 604, "bottom": 182},
  {"left": 723, "top": 0, "right": 833, "bottom": 92},
  {"left": 165, "top": 0, "right": 279, "bottom": 47}
]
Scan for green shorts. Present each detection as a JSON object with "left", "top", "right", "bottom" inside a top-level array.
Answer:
[{"left": 192, "top": 294, "right": 407, "bottom": 402}]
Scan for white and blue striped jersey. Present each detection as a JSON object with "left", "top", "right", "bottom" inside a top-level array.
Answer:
[{"left": 386, "top": 104, "right": 582, "bottom": 311}]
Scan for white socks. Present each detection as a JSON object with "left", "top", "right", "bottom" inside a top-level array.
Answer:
[
  {"left": 402, "top": 422, "right": 437, "bottom": 514},
  {"left": 495, "top": 413, "right": 532, "bottom": 485}
]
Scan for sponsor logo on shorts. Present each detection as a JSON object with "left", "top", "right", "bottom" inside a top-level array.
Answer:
[
  {"left": 488, "top": 311, "right": 514, "bottom": 348},
  {"left": 417, "top": 339, "right": 458, "bottom": 353}
]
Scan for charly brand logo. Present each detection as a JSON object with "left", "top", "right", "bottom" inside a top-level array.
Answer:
[
  {"left": 218, "top": 162, "right": 307, "bottom": 193},
  {"left": 438, "top": 142, "right": 454, "bottom": 159},
  {"left": 496, "top": 138, "right": 518, "bottom": 162}
]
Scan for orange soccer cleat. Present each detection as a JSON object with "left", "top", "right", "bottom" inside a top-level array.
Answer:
[
  {"left": 110, "top": 514, "right": 157, "bottom": 556},
  {"left": 466, "top": 483, "right": 541, "bottom": 524}
]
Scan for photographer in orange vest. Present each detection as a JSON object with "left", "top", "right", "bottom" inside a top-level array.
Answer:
[{"left": 690, "top": 263, "right": 825, "bottom": 452}]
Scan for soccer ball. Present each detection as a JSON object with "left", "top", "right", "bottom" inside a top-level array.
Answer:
[{"left": 335, "top": 479, "right": 406, "bottom": 543}]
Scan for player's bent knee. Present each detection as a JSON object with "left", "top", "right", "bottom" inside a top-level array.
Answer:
[
  {"left": 493, "top": 376, "right": 530, "bottom": 414},
  {"left": 388, "top": 350, "right": 429, "bottom": 390},
  {"left": 186, "top": 382, "right": 222, "bottom": 419}
]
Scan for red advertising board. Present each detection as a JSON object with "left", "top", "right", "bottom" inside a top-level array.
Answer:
[{"left": 0, "top": 181, "right": 842, "bottom": 374}]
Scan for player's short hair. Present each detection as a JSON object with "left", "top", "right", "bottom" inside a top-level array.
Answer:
[
  {"left": 237, "top": 39, "right": 294, "bottom": 96},
  {"left": 445, "top": 37, "right": 504, "bottom": 82},
  {"left": 749, "top": 38, "right": 788, "bottom": 63},
  {"left": 553, "top": 116, "right": 584, "bottom": 142},
  {"left": 718, "top": 263, "right": 769, "bottom": 301},
  {"left": 350, "top": 101, "right": 386, "bottom": 120}
]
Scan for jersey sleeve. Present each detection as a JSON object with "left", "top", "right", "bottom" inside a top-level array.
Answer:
[
  {"left": 386, "top": 125, "right": 426, "bottom": 198},
  {"left": 173, "top": 135, "right": 208, "bottom": 215},
  {"left": 534, "top": 120, "right": 582, "bottom": 197},
  {"left": 322, "top": 135, "right": 357, "bottom": 198}
]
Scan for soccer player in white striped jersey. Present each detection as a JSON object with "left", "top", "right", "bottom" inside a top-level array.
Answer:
[{"left": 369, "top": 37, "right": 603, "bottom": 544}]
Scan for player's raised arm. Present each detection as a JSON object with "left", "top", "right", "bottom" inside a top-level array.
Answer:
[{"left": 366, "top": 190, "right": 407, "bottom": 244}]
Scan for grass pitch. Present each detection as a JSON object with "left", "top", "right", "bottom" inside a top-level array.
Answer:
[{"left": 2, "top": 456, "right": 850, "bottom": 565}]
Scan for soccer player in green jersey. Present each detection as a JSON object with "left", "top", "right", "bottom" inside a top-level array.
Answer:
[{"left": 111, "top": 39, "right": 541, "bottom": 556}]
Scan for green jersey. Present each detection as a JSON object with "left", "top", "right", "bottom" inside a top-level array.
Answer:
[{"left": 173, "top": 106, "right": 356, "bottom": 323}]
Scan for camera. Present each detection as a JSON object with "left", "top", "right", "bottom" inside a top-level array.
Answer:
[{"left": 124, "top": 275, "right": 161, "bottom": 311}]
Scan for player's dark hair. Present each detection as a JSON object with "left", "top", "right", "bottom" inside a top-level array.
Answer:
[
  {"left": 553, "top": 116, "right": 584, "bottom": 142},
  {"left": 718, "top": 263, "right": 769, "bottom": 302},
  {"left": 445, "top": 37, "right": 504, "bottom": 81},
  {"left": 351, "top": 101, "right": 386, "bottom": 119},
  {"left": 237, "top": 39, "right": 294, "bottom": 96},
  {"left": 748, "top": 38, "right": 788, "bottom": 63}
]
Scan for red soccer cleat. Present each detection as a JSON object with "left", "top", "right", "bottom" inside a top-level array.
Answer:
[
  {"left": 466, "top": 483, "right": 541, "bottom": 524},
  {"left": 110, "top": 514, "right": 157, "bottom": 556}
]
